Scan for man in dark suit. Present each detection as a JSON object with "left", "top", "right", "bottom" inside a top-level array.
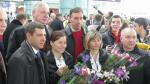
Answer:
[
  {"left": 6, "top": 2, "right": 52, "bottom": 61},
  {"left": 117, "top": 28, "right": 150, "bottom": 84},
  {"left": 86, "top": 14, "right": 94, "bottom": 26},
  {"left": 7, "top": 22, "right": 49, "bottom": 84}
]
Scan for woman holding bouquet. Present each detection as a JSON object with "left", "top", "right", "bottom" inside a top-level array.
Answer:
[
  {"left": 46, "top": 31, "right": 74, "bottom": 84},
  {"left": 78, "top": 30, "right": 109, "bottom": 73}
]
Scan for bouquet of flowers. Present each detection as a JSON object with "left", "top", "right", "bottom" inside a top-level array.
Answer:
[
  {"left": 57, "top": 54, "right": 92, "bottom": 84},
  {"left": 92, "top": 49, "right": 144, "bottom": 84},
  {"left": 58, "top": 49, "right": 144, "bottom": 84}
]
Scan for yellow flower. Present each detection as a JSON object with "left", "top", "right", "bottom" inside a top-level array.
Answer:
[{"left": 137, "top": 42, "right": 150, "bottom": 50}]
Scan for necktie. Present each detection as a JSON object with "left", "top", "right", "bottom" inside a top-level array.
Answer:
[{"left": 35, "top": 52, "right": 46, "bottom": 84}]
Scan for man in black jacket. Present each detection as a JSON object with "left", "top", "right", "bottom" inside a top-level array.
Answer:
[
  {"left": 117, "top": 28, "right": 150, "bottom": 84},
  {"left": 7, "top": 22, "right": 49, "bottom": 84},
  {"left": 102, "top": 15, "right": 123, "bottom": 52},
  {"left": 3, "top": 13, "right": 27, "bottom": 56}
]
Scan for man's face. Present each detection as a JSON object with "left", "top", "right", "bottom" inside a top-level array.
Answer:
[
  {"left": 27, "top": 28, "right": 46, "bottom": 49},
  {"left": 70, "top": 12, "right": 83, "bottom": 31},
  {"left": 121, "top": 30, "right": 137, "bottom": 51},
  {"left": 89, "top": 14, "right": 94, "bottom": 20},
  {"left": 110, "top": 18, "right": 122, "bottom": 33},
  {"left": 32, "top": 6, "right": 49, "bottom": 24},
  {"left": 0, "top": 10, "right": 7, "bottom": 34}
]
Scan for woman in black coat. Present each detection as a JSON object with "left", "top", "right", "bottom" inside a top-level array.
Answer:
[
  {"left": 78, "top": 30, "right": 108, "bottom": 73},
  {"left": 47, "top": 31, "right": 74, "bottom": 84}
]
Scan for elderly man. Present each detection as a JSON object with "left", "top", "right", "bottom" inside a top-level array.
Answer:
[
  {"left": 117, "top": 28, "right": 150, "bottom": 84},
  {"left": 6, "top": 2, "right": 52, "bottom": 61},
  {"left": 7, "top": 22, "right": 49, "bottom": 84},
  {"left": 0, "top": 7, "right": 7, "bottom": 84}
]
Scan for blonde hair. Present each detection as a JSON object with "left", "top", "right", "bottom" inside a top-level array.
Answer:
[{"left": 84, "top": 30, "right": 103, "bottom": 50}]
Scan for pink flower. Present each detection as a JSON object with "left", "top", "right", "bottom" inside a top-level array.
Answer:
[{"left": 80, "top": 68, "right": 90, "bottom": 76}]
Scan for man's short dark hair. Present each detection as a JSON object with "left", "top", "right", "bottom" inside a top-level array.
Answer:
[
  {"left": 69, "top": 7, "right": 83, "bottom": 17},
  {"left": 135, "top": 17, "right": 148, "bottom": 30},
  {"left": 110, "top": 15, "right": 123, "bottom": 23},
  {"left": 25, "top": 22, "right": 45, "bottom": 34}
]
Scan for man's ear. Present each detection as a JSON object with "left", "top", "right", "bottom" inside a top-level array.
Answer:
[
  {"left": 26, "top": 32, "right": 29, "bottom": 38},
  {"left": 26, "top": 32, "right": 31, "bottom": 39}
]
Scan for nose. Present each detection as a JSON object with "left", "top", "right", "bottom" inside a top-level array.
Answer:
[
  {"left": 77, "top": 17, "right": 83, "bottom": 23},
  {"left": 42, "top": 34, "right": 46, "bottom": 42}
]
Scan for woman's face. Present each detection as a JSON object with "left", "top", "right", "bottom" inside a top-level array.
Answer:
[
  {"left": 50, "top": 36, "right": 67, "bottom": 54},
  {"left": 88, "top": 37, "right": 101, "bottom": 50}
]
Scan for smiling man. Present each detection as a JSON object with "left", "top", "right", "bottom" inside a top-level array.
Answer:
[{"left": 102, "top": 15, "right": 123, "bottom": 52}]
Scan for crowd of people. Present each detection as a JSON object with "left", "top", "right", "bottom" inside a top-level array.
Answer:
[{"left": 0, "top": 1, "right": 150, "bottom": 84}]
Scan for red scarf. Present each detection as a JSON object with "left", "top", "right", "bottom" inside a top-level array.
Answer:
[{"left": 111, "top": 31, "right": 121, "bottom": 45}]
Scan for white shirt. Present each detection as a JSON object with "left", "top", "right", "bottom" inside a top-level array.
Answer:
[
  {"left": 90, "top": 53, "right": 101, "bottom": 73},
  {"left": 54, "top": 56, "right": 66, "bottom": 69}
]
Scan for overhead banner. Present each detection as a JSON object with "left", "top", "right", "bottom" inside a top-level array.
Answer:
[{"left": 93, "top": 0, "right": 121, "bottom": 2}]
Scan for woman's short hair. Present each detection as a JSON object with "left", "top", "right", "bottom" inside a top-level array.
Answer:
[{"left": 84, "top": 30, "right": 103, "bottom": 50}]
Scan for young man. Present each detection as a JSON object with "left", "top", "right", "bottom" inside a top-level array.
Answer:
[
  {"left": 7, "top": 22, "right": 49, "bottom": 84},
  {"left": 102, "top": 15, "right": 123, "bottom": 52},
  {"left": 134, "top": 17, "right": 150, "bottom": 44}
]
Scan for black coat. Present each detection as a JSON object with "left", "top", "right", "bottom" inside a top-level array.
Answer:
[
  {"left": 77, "top": 49, "right": 108, "bottom": 69},
  {"left": 0, "top": 52, "right": 6, "bottom": 84},
  {"left": 63, "top": 26, "right": 86, "bottom": 63},
  {"left": 7, "top": 41, "right": 49, "bottom": 84},
  {"left": 102, "top": 31, "right": 117, "bottom": 48},
  {"left": 6, "top": 25, "right": 52, "bottom": 61},
  {"left": 6, "top": 27, "right": 25, "bottom": 61},
  {"left": 3, "top": 20, "right": 23, "bottom": 56},
  {"left": 47, "top": 51, "right": 74, "bottom": 84},
  {"left": 50, "top": 19, "right": 64, "bottom": 31},
  {"left": 117, "top": 45, "right": 150, "bottom": 84}
]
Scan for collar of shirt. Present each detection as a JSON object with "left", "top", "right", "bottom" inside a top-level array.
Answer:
[
  {"left": 54, "top": 56, "right": 66, "bottom": 68},
  {"left": 26, "top": 41, "right": 40, "bottom": 58},
  {"left": 90, "top": 53, "right": 101, "bottom": 72},
  {"left": 32, "top": 46, "right": 39, "bottom": 55}
]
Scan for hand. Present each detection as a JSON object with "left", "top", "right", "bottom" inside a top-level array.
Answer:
[
  {"left": 106, "top": 45, "right": 113, "bottom": 53},
  {"left": 56, "top": 66, "right": 68, "bottom": 76}
]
